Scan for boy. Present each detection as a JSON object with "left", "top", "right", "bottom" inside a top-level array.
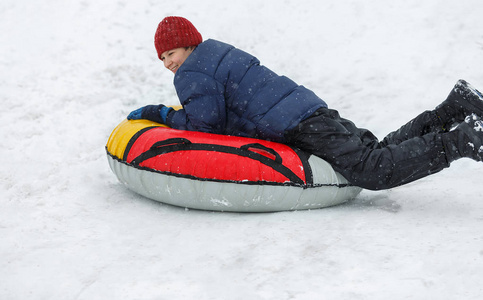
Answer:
[{"left": 128, "top": 16, "right": 483, "bottom": 190}]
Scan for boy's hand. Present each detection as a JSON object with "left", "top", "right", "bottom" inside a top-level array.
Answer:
[
  {"left": 127, "top": 107, "right": 145, "bottom": 120},
  {"left": 127, "top": 105, "right": 173, "bottom": 124}
]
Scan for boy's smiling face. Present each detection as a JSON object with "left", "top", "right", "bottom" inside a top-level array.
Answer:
[{"left": 160, "top": 47, "right": 194, "bottom": 73}]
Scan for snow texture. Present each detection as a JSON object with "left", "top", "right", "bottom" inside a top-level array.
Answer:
[{"left": 1, "top": 0, "right": 483, "bottom": 299}]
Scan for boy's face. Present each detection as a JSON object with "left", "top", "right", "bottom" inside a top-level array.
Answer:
[{"left": 160, "top": 47, "right": 194, "bottom": 74}]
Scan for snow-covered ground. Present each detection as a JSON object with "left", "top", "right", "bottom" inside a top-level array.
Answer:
[{"left": 2, "top": 0, "right": 483, "bottom": 299}]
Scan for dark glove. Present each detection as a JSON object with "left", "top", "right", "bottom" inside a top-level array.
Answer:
[
  {"left": 127, "top": 105, "right": 173, "bottom": 124},
  {"left": 127, "top": 107, "right": 144, "bottom": 120}
]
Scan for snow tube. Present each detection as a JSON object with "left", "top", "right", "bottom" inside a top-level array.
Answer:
[{"left": 106, "top": 119, "right": 362, "bottom": 212}]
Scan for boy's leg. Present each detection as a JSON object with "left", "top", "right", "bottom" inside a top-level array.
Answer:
[
  {"left": 382, "top": 79, "right": 483, "bottom": 146},
  {"left": 285, "top": 108, "right": 449, "bottom": 190},
  {"left": 380, "top": 110, "right": 444, "bottom": 146}
]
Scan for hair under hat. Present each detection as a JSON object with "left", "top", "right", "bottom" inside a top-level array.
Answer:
[{"left": 154, "top": 16, "right": 203, "bottom": 60}]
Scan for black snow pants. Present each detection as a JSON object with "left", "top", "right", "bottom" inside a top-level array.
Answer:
[{"left": 284, "top": 107, "right": 450, "bottom": 190}]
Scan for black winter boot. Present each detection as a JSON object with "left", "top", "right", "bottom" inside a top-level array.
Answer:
[
  {"left": 435, "top": 79, "right": 483, "bottom": 131},
  {"left": 442, "top": 114, "right": 483, "bottom": 163}
]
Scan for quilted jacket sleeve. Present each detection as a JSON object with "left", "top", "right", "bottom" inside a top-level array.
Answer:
[{"left": 166, "top": 71, "right": 226, "bottom": 134}]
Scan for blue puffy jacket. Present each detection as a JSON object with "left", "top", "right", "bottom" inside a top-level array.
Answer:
[{"left": 166, "top": 39, "right": 327, "bottom": 142}]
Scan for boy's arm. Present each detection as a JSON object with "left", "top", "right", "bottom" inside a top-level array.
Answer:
[{"left": 167, "top": 72, "right": 226, "bottom": 134}]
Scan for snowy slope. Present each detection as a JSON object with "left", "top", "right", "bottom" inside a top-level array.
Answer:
[{"left": 1, "top": 0, "right": 483, "bottom": 299}]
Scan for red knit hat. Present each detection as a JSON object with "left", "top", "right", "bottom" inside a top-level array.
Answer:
[{"left": 154, "top": 16, "right": 203, "bottom": 60}]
